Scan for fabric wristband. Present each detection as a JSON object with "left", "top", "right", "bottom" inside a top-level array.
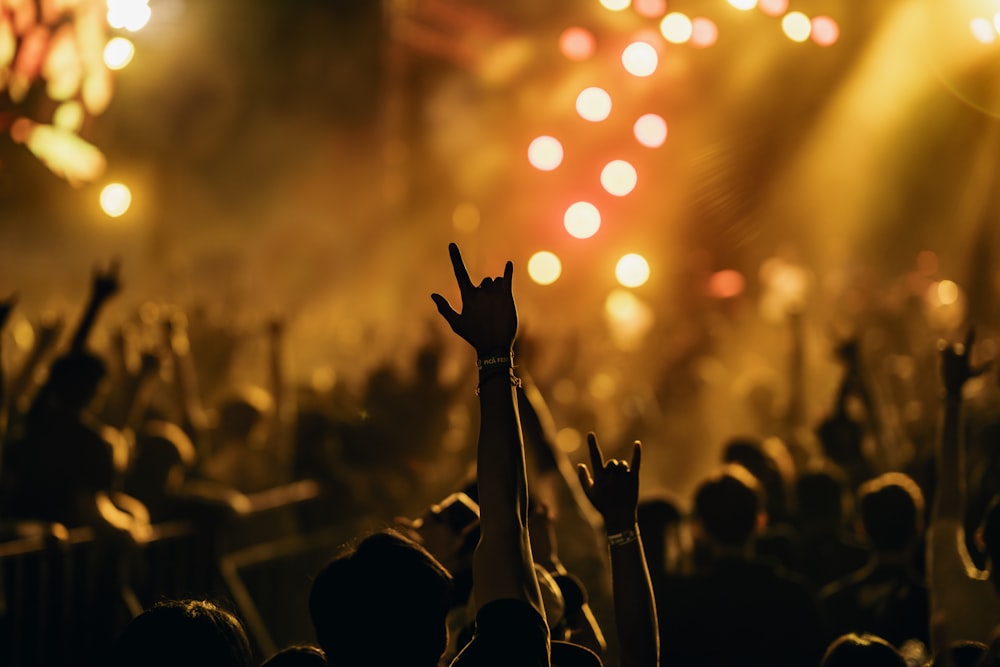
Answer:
[
  {"left": 606, "top": 527, "right": 639, "bottom": 547},
  {"left": 477, "top": 355, "right": 513, "bottom": 372}
]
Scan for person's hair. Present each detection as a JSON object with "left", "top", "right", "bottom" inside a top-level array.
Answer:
[
  {"left": 817, "top": 413, "right": 864, "bottom": 464},
  {"left": 110, "top": 598, "right": 253, "bottom": 667},
  {"left": 260, "top": 644, "right": 327, "bottom": 667},
  {"left": 821, "top": 633, "right": 906, "bottom": 667},
  {"left": 693, "top": 464, "right": 763, "bottom": 547},
  {"left": 127, "top": 420, "right": 197, "bottom": 492},
  {"left": 925, "top": 640, "right": 996, "bottom": 667},
  {"left": 308, "top": 529, "right": 453, "bottom": 667},
  {"left": 857, "top": 472, "right": 924, "bottom": 553},
  {"left": 796, "top": 466, "right": 849, "bottom": 524},
  {"left": 722, "top": 436, "right": 788, "bottom": 521}
]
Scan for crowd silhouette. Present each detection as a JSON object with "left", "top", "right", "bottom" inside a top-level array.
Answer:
[{"left": 1, "top": 243, "right": 999, "bottom": 667}]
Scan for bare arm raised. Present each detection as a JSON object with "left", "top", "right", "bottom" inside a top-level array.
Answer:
[
  {"left": 578, "top": 433, "right": 659, "bottom": 667},
  {"left": 432, "top": 243, "right": 544, "bottom": 620},
  {"left": 933, "top": 329, "right": 988, "bottom": 523},
  {"left": 70, "top": 258, "right": 121, "bottom": 352}
]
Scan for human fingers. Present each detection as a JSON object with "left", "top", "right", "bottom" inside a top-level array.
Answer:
[
  {"left": 587, "top": 432, "right": 605, "bottom": 474},
  {"left": 448, "top": 243, "right": 475, "bottom": 294},
  {"left": 431, "top": 293, "right": 461, "bottom": 330},
  {"left": 630, "top": 441, "right": 642, "bottom": 475}
]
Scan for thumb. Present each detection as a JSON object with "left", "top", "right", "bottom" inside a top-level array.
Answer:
[
  {"left": 577, "top": 463, "right": 594, "bottom": 493},
  {"left": 431, "top": 293, "right": 460, "bottom": 330}
]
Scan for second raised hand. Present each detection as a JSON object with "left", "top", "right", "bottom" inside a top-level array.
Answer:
[{"left": 578, "top": 432, "right": 642, "bottom": 532}]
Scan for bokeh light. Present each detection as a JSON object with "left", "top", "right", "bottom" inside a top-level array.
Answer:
[
  {"left": 53, "top": 102, "right": 85, "bottom": 132},
  {"left": 971, "top": 18, "right": 996, "bottom": 44},
  {"left": 600, "top": 160, "right": 638, "bottom": 196},
  {"left": 924, "top": 280, "right": 966, "bottom": 330},
  {"left": 690, "top": 18, "right": 719, "bottom": 48},
  {"left": 937, "top": 279, "right": 959, "bottom": 306},
  {"left": 528, "top": 135, "right": 564, "bottom": 171},
  {"left": 633, "top": 114, "right": 668, "bottom": 147},
  {"left": 622, "top": 41, "right": 658, "bottom": 77},
  {"left": 560, "top": 27, "right": 596, "bottom": 61},
  {"left": 634, "top": 0, "right": 666, "bottom": 19},
  {"left": 917, "top": 250, "right": 939, "bottom": 276},
  {"left": 103, "top": 37, "right": 136, "bottom": 70},
  {"left": 599, "top": 0, "right": 631, "bottom": 11},
  {"left": 728, "top": 0, "right": 757, "bottom": 11},
  {"left": 528, "top": 251, "right": 563, "bottom": 285},
  {"left": 588, "top": 372, "right": 617, "bottom": 400},
  {"left": 604, "top": 289, "right": 655, "bottom": 350},
  {"left": 555, "top": 427, "right": 583, "bottom": 453},
  {"left": 708, "top": 270, "right": 746, "bottom": 299},
  {"left": 576, "top": 87, "right": 613, "bottom": 122},
  {"left": 994, "top": 13, "right": 1000, "bottom": 35},
  {"left": 758, "top": 0, "right": 788, "bottom": 17},
  {"left": 615, "top": 253, "right": 650, "bottom": 287},
  {"left": 100, "top": 183, "right": 132, "bottom": 218},
  {"left": 782, "top": 12, "right": 812, "bottom": 42},
  {"left": 107, "top": 0, "right": 152, "bottom": 32},
  {"left": 564, "top": 202, "right": 602, "bottom": 239},
  {"left": 452, "top": 202, "right": 481, "bottom": 232},
  {"left": 660, "top": 13, "right": 694, "bottom": 44},
  {"left": 810, "top": 16, "right": 840, "bottom": 46}
]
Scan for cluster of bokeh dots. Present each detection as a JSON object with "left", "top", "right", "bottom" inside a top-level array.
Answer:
[
  {"left": 525, "top": 0, "right": 841, "bottom": 291},
  {"left": 970, "top": 13, "right": 1000, "bottom": 43}
]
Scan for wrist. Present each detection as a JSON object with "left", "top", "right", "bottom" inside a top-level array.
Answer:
[
  {"left": 476, "top": 350, "right": 513, "bottom": 369},
  {"left": 606, "top": 526, "right": 639, "bottom": 548}
]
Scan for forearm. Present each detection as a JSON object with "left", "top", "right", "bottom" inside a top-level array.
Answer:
[
  {"left": 473, "top": 365, "right": 542, "bottom": 614},
  {"left": 933, "top": 395, "right": 964, "bottom": 521},
  {"left": 607, "top": 524, "right": 659, "bottom": 667},
  {"left": 69, "top": 299, "right": 103, "bottom": 351}
]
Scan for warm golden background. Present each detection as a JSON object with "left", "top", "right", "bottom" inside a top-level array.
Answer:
[{"left": 3, "top": 0, "right": 1000, "bottom": 497}]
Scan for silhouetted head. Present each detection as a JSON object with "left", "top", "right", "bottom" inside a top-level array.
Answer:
[
  {"left": 260, "top": 644, "right": 327, "bottom": 667},
  {"left": 32, "top": 351, "right": 107, "bottom": 417},
  {"left": 796, "top": 466, "right": 849, "bottom": 527},
  {"left": 211, "top": 385, "right": 273, "bottom": 447},
  {"left": 821, "top": 633, "right": 906, "bottom": 667},
  {"left": 722, "top": 436, "right": 789, "bottom": 521},
  {"left": 126, "top": 421, "right": 197, "bottom": 495},
  {"left": 693, "top": 464, "right": 764, "bottom": 549},
  {"left": 817, "top": 413, "right": 865, "bottom": 465},
  {"left": 309, "top": 529, "right": 453, "bottom": 667},
  {"left": 110, "top": 599, "right": 252, "bottom": 667},
  {"left": 857, "top": 472, "right": 924, "bottom": 554},
  {"left": 926, "top": 640, "right": 998, "bottom": 667}
]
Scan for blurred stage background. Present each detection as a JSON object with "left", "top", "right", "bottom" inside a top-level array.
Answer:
[{"left": 2, "top": 0, "right": 1000, "bottom": 498}]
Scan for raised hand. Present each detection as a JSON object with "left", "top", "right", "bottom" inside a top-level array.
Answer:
[
  {"left": 92, "top": 257, "right": 122, "bottom": 302},
  {"left": 940, "top": 328, "right": 990, "bottom": 397},
  {"left": 0, "top": 293, "right": 17, "bottom": 330},
  {"left": 835, "top": 336, "right": 861, "bottom": 371},
  {"left": 577, "top": 433, "right": 642, "bottom": 532},
  {"left": 431, "top": 243, "right": 516, "bottom": 357},
  {"left": 31, "top": 314, "right": 63, "bottom": 351}
]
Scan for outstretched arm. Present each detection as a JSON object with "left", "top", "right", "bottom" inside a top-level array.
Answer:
[
  {"left": 69, "top": 259, "right": 121, "bottom": 352},
  {"left": 432, "top": 243, "right": 543, "bottom": 619},
  {"left": 578, "top": 433, "right": 659, "bottom": 667},
  {"left": 933, "top": 329, "right": 986, "bottom": 523}
]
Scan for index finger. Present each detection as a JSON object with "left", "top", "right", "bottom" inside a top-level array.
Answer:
[
  {"left": 587, "top": 432, "right": 605, "bottom": 472},
  {"left": 630, "top": 440, "right": 642, "bottom": 474},
  {"left": 964, "top": 327, "right": 977, "bottom": 353},
  {"left": 503, "top": 260, "right": 513, "bottom": 293},
  {"left": 448, "top": 243, "right": 475, "bottom": 294}
]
